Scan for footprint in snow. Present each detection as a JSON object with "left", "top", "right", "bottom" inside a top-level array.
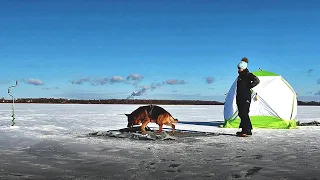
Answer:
[{"left": 245, "top": 167, "right": 263, "bottom": 177}]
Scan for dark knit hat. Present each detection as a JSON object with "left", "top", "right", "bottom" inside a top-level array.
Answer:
[{"left": 241, "top": 57, "right": 248, "bottom": 63}]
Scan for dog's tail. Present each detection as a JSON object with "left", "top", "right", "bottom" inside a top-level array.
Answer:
[{"left": 169, "top": 116, "right": 178, "bottom": 123}]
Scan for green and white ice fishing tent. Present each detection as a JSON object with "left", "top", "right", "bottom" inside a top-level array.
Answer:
[{"left": 223, "top": 70, "right": 297, "bottom": 129}]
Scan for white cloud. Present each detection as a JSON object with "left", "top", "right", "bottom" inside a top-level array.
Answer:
[{"left": 25, "top": 78, "right": 44, "bottom": 86}]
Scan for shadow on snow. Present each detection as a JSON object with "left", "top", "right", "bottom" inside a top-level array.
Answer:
[{"left": 177, "top": 121, "right": 224, "bottom": 127}]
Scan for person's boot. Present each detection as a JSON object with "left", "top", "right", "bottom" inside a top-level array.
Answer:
[
  {"left": 236, "top": 128, "right": 243, "bottom": 135},
  {"left": 236, "top": 131, "right": 252, "bottom": 135},
  {"left": 238, "top": 133, "right": 248, "bottom": 137},
  {"left": 245, "top": 129, "right": 252, "bottom": 135},
  {"left": 237, "top": 130, "right": 252, "bottom": 137}
]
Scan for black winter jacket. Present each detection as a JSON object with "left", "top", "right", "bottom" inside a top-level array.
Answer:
[{"left": 236, "top": 69, "right": 260, "bottom": 103}]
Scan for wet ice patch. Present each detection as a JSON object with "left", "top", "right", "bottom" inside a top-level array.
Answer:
[
  {"left": 87, "top": 125, "right": 222, "bottom": 142},
  {"left": 88, "top": 130, "right": 176, "bottom": 141}
]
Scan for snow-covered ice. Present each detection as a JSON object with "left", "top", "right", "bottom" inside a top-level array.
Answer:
[{"left": 0, "top": 104, "right": 319, "bottom": 180}]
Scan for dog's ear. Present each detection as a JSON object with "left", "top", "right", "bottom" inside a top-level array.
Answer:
[{"left": 125, "top": 113, "right": 130, "bottom": 117}]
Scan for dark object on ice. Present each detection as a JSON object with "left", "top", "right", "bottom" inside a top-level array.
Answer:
[
  {"left": 297, "top": 121, "right": 320, "bottom": 126},
  {"left": 125, "top": 104, "right": 178, "bottom": 134},
  {"left": 119, "top": 126, "right": 152, "bottom": 132}
]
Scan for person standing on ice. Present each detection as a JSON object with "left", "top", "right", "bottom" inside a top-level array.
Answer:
[{"left": 236, "top": 57, "right": 260, "bottom": 137}]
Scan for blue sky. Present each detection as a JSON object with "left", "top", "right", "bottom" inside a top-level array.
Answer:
[{"left": 0, "top": 0, "right": 320, "bottom": 102}]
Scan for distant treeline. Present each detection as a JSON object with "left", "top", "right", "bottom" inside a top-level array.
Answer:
[
  {"left": 0, "top": 98, "right": 319, "bottom": 106},
  {"left": 0, "top": 98, "right": 224, "bottom": 105},
  {"left": 296, "top": 101, "right": 320, "bottom": 106}
]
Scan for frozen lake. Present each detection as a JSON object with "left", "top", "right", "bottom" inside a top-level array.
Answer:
[
  {"left": 0, "top": 104, "right": 319, "bottom": 134},
  {"left": 0, "top": 104, "right": 319, "bottom": 180}
]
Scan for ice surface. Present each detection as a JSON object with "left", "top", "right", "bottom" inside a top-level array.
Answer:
[{"left": 0, "top": 104, "right": 319, "bottom": 179}]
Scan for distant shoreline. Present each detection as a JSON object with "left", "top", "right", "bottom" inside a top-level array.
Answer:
[
  {"left": 0, "top": 98, "right": 319, "bottom": 106},
  {"left": 1, "top": 98, "right": 224, "bottom": 105}
]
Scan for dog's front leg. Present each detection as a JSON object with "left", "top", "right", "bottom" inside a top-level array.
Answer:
[
  {"left": 141, "top": 119, "right": 150, "bottom": 134},
  {"left": 170, "top": 124, "right": 175, "bottom": 135},
  {"left": 157, "top": 124, "right": 163, "bottom": 133}
]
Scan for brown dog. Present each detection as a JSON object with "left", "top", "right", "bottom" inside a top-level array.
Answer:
[{"left": 125, "top": 105, "right": 178, "bottom": 134}]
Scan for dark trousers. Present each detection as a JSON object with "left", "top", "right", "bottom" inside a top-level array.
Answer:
[{"left": 237, "top": 100, "right": 252, "bottom": 132}]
